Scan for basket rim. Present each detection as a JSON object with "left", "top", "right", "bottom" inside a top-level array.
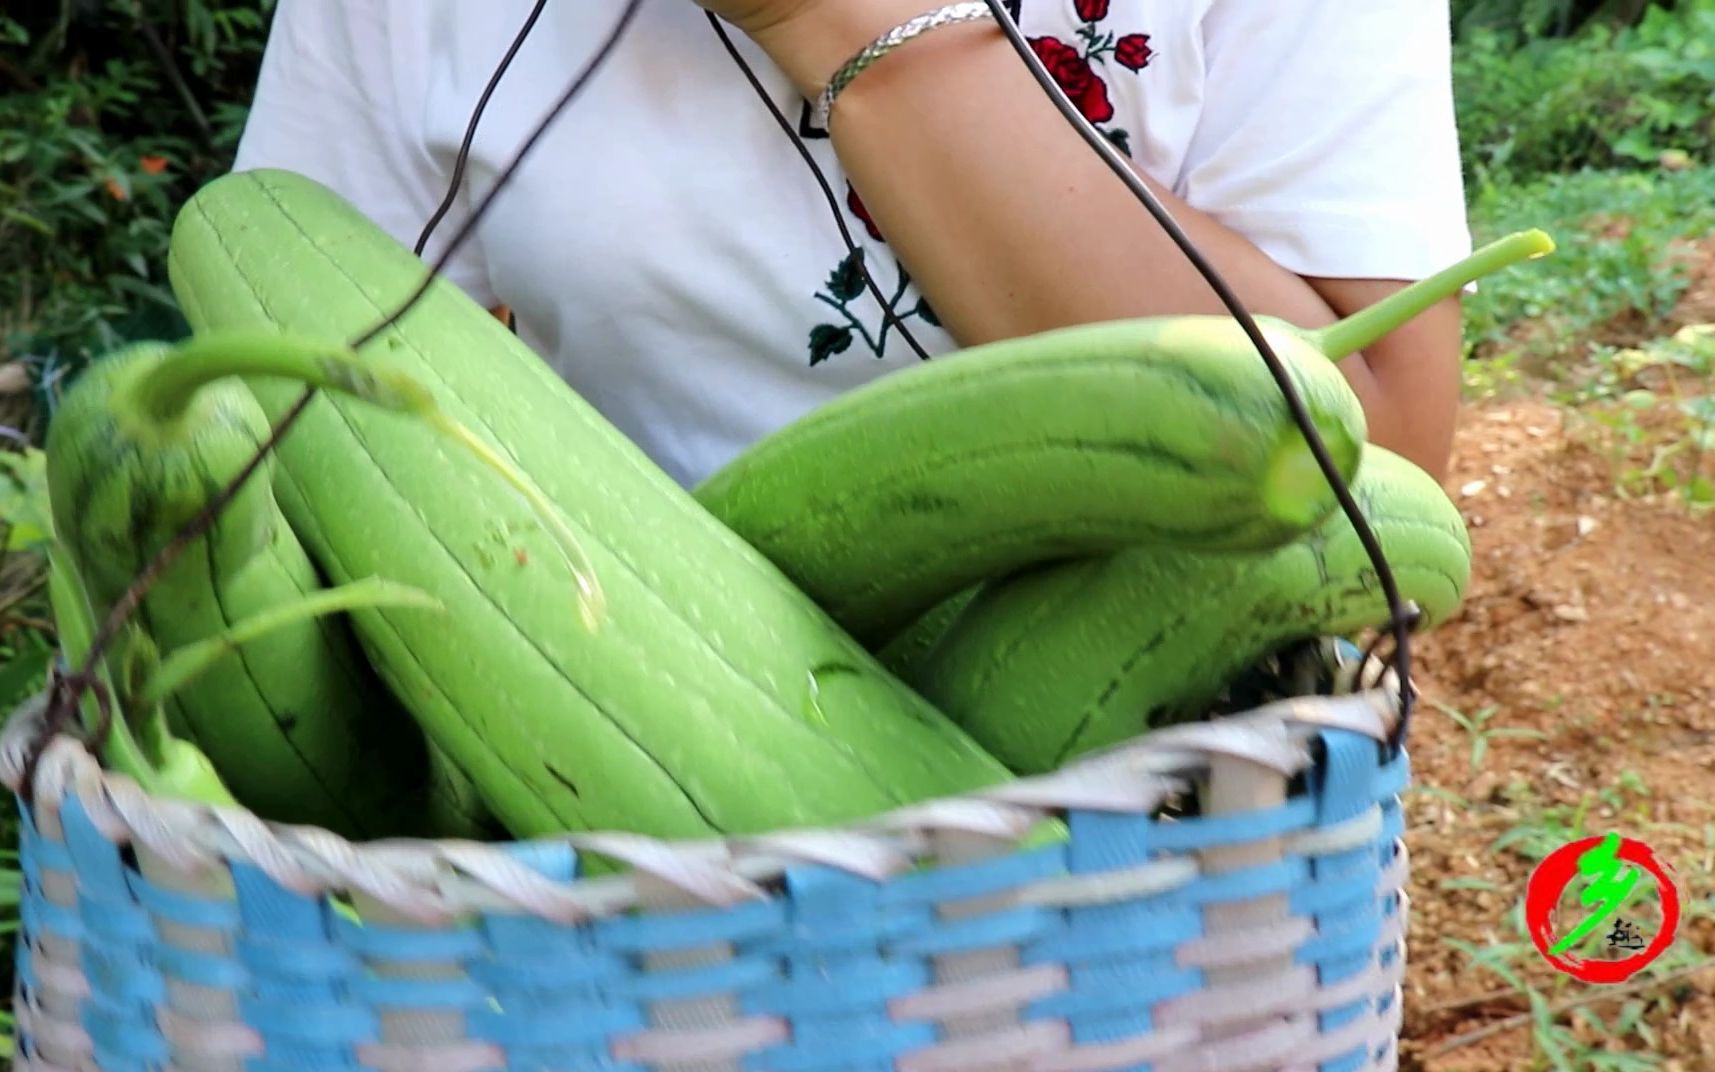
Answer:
[{"left": 0, "top": 687, "right": 1402, "bottom": 925}]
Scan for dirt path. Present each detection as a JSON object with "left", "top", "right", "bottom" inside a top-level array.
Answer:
[{"left": 1398, "top": 397, "right": 1715, "bottom": 1070}]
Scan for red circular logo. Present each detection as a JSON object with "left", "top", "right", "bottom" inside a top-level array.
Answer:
[{"left": 1524, "top": 833, "right": 1680, "bottom": 984}]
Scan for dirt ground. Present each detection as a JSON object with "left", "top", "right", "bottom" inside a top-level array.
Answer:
[{"left": 1397, "top": 393, "right": 1715, "bottom": 1070}]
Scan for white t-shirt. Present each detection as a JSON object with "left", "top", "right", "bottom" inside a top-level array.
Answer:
[{"left": 233, "top": 0, "right": 1472, "bottom": 489}]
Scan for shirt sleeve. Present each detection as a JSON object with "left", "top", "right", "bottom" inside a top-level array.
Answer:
[
  {"left": 1180, "top": 0, "right": 1472, "bottom": 283},
  {"left": 230, "top": 0, "right": 500, "bottom": 308}
]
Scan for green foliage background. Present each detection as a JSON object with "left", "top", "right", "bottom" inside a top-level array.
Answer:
[
  {"left": 1, "top": 1, "right": 275, "bottom": 433},
  {"left": 1455, "top": 1, "right": 1715, "bottom": 185}
]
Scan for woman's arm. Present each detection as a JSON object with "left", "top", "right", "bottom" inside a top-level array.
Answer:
[
  {"left": 751, "top": 1, "right": 1344, "bottom": 339},
  {"left": 735, "top": 0, "right": 1469, "bottom": 477}
]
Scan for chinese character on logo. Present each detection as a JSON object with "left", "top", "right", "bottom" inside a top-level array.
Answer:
[
  {"left": 1524, "top": 832, "right": 1681, "bottom": 984},
  {"left": 1605, "top": 917, "right": 1646, "bottom": 952}
]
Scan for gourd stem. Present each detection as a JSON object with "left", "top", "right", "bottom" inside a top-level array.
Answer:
[
  {"left": 44, "top": 545, "right": 232, "bottom": 803},
  {"left": 1310, "top": 229, "right": 1557, "bottom": 361},
  {"left": 148, "top": 738, "right": 244, "bottom": 808},
  {"left": 138, "top": 578, "right": 443, "bottom": 706},
  {"left": 109, "top": 629, "right": 236, "bottom": 806},
  {"left": 129, "top": 328, "right": 604, "bottom": 631},
  {"left": 46, "top": 545, "right": 153, "bottom": 782},
  {"left": 129, "top": 329, "right": 435, "bottom": 426}
]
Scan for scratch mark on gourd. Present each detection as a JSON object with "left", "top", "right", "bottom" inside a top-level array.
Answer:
[{"left": 544, "top": 761, "right": 580, "bottom": 798}]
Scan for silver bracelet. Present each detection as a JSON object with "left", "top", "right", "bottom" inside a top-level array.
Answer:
[{"left": 810, "top": 2, "right": 996, "bottom": 129}]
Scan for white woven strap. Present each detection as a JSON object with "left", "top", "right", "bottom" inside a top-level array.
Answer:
[{"left": 0, "top": 689, "right": 1400, "bottom": 922}]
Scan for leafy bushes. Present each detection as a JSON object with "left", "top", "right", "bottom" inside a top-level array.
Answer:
[
  {"left": 1453, "top": 1, "right": 1715, "bottom": 187},
  {"left": 0, "top": 2, "right": 273, "bottom": 406},
  {"left": 1463, "top": 166, "right": 1715, "bottom": 366},
  {"left": 1451, "top": 0, "right": 1683, "bottom": 44}
]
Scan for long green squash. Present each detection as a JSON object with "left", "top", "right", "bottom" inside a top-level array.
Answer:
[
  {"left": 43, "top": 337, "right": 493, "bottom": 838},
  {"left": 696, "top": 231, "right": 1551, "bottom": 646},
  {"left": 166, "top": 168, "right": 1015, "bottom": 842},
  {"left": 875, "top": 586, "right": 979, "bottom": 680},
  {"left": 696, "top": 317, "right": 1366, "bottom": 647},
  {"left": 902, "top": 445, "right": 1472, "bottom": 774}
]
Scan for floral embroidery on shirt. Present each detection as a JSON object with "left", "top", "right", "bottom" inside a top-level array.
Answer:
[
  {"left": 807, "top": 243, "right": 942, "bottom": 366},
  {"left": 1032, "top": 0, "right": 1154, "bottom": 156},
  {"left": 847, "top": 184, "right": 883, "bottom": 243},
  {"left": 802, "top": 0, "right": 1152, "bottom": 367},
  {"left": 802, "top": 183, "right": 942, "bottom": 366}
]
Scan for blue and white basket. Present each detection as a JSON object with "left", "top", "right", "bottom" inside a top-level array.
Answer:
[{"left": 1, "top": 644, "right": 1412, "bottom": 1072}]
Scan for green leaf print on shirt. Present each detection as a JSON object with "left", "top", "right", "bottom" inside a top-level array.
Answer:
[
  {"left": 825, "top": 252, "right": 867, "bottom": 302},
  {"left": 806, "top": 246, "right": 941, "bottom": 366},
  {"left": 808, "top": 323, "right": 854, "bottom": 367}
]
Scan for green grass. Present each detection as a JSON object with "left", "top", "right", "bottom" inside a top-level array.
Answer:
[
  {"left": 1456, "top": 165, "right": 1715, "bottom": 511},
  {"left": 1420, "top": 166, "right": 1715, "bottom": 1069},
  {"left": 1462, "top": 165, "right": 1715, "bottom": 383},
  {"left": 1410, "top": 751, "right": 1715, "bottom": 1072},
  {"left": 0, "top": 842, "right": 15, "bottom": 1059},
  {"left": 1410, "top": 157, "right": 1715, "bottom": 1063}
]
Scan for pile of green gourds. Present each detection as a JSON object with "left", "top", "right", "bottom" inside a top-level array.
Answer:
[{"left": 37, "top": 169, "right": 1552, "bottom": 848}]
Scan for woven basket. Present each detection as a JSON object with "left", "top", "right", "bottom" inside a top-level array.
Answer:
[{"left": 1, "top": 659, "right": 1412, "bottom": 1072}]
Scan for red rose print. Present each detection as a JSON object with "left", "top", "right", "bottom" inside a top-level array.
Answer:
[
  {"left": 846, "top": 183, "right": 884, "bottom": 242},
  {"left": 1028, "top": 37, "right": 1114, "bottom": 124},
  {"left": 1114, "top": 33, "right": 1154, "bottom": 71},
  {"left": 803, "top": 3, "right": 1157, "bottom": 366}
]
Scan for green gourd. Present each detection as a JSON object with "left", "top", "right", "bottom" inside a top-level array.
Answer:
[
  {"left": 43, "top": 334, "right": 493, "bottom": 837},
  {"left": 902, "top": 445, "right": 1473, "bottom": 773},
  {"left": 166, "top": 168, "right": 1016, "bottom": 842},
  {"left": 696, "top": 231, "right": 1550, "bottom": 646}
]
